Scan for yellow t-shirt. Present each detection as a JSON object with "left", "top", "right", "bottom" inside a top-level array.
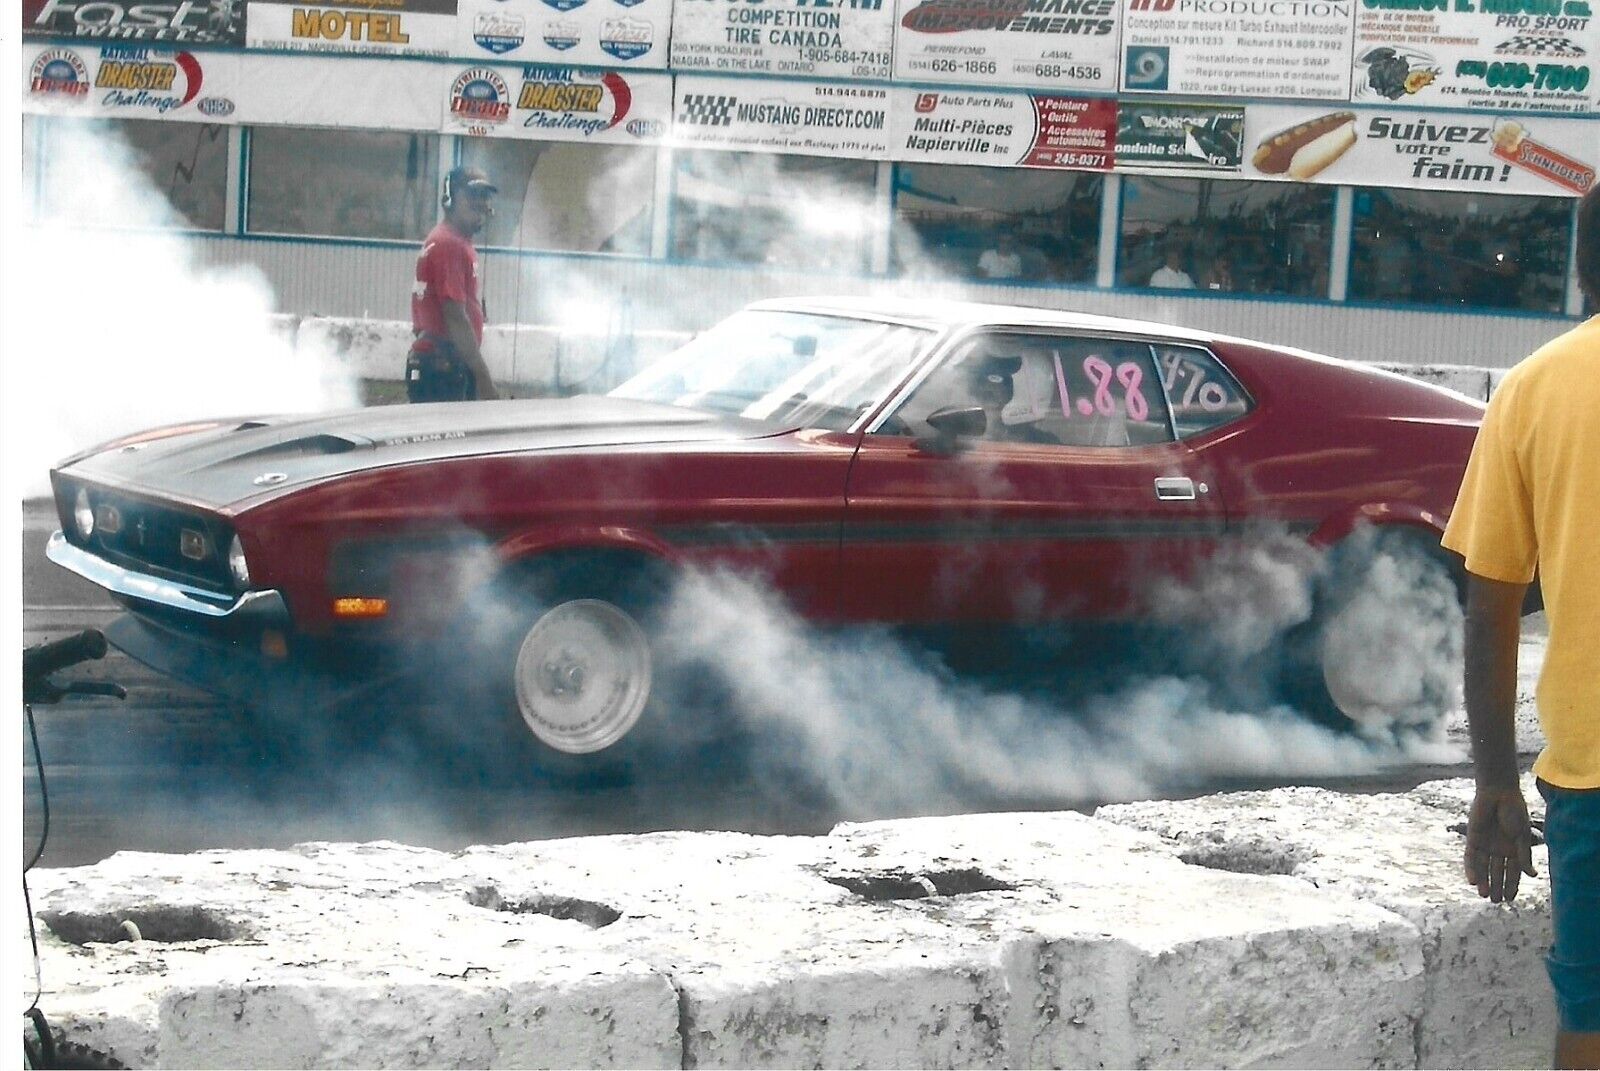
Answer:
[{"left": 1442, "top": 315, "right": 1600, "bottom": 788}]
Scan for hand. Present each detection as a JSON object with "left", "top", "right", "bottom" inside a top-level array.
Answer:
[{"left": 1464, "top": 785, "right": 1537, "bottom": 903}]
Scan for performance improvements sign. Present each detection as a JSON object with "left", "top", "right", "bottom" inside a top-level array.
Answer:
[
  {"left": 674, "top": 75, "right": 891, "bottom": 157},
  {"left": 892, "top": 0, "right": 1123, "bottom": 92},
  {"left": 670, "top": 0, "right": 894, "bottom": 79},
  {"left": 1120, "top": 0, "right": 1356, "bottom": 99}
]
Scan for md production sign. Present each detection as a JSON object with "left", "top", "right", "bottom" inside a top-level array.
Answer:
[
  {"left": 246, "top": 0, "right": 457, "bottom": 55},
  {"left": 890, "top": 87, "right": 1116, "bottom": 167},
  {"left": 671, "top": 0, "right": 895, "bottom": 79},
  {"left": 455, "top": 0, "right": 670, "bottom": 69},
  {"left": 1244, "top": 103, "right": 1595, "bottom": 193},
  {"left": 1120, "top": 0, "right": 1355, "bottom": 99},
  {"left": 892, "top": 0, "right": 1123, "bottom": 91},
  {"left": 23, "top": 0, "right": 245, "bottom": 45},
  {"left": 444, "top": 63, "right": 671, "bottom": 142},
  {"left": 1352, "top": 0, "right": 1596, "bottom": 114},
  {"left": 673, "top": 75, "right": 891, "bottom": 157}
]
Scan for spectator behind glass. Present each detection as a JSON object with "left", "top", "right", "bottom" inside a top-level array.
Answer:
[
  {"left": 978, "top": 232, "right": 1024, "bottom": 279},
  {"left": 1201, "top": 253, "right": 1236, "bottom": 291},
  {"left": 1149, "top": 245, "right": 1195, "bottom": 289}
]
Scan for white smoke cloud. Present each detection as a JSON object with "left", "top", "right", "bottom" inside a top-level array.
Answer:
[{"left": 12, "top": 119, "right": 359, "bottom": 498}]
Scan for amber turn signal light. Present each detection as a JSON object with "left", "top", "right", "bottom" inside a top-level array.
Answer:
[{"left": 333, "top": 597, "right": 390, "bottom": 619}]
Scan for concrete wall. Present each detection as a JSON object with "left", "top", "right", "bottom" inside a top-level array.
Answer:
[{"left": 24, "top": 774, "right": 1553, "bottom": 1069}]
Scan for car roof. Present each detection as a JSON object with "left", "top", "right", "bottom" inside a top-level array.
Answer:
[{"left": 748, "top": 295, "right": 1224, "bottom": 345}]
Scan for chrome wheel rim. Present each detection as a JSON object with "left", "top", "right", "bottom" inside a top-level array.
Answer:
[{"left": 513, "top": 599, "right": 652, "bottom": 754}]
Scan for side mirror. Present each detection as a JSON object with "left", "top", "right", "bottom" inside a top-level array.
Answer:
[{"left": 915, "top": 405, "right": 987, "bottom": 456}]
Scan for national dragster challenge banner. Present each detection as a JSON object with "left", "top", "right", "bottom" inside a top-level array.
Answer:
[
  {"left": 23, "top": 42, "right": 243, "bottom": 120},
  {"left": 673, "top": 75, "right": 893, "bottom": 156},
  {"left": 671, "top": 0, "right": 896, "bottom": 79},
  {"left": 1120, "top": 0, "right": 1357, "bottom": 99},
  {"left": 454, "top": 0, "right": 670, "bottom": 70},
  {"left": 443, "top": 62, "right": 672, "bottom": 142}
]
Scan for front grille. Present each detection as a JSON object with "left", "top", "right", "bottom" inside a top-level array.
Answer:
[{"left": 66, "top": 484, "right": 235, "bottom": 594}]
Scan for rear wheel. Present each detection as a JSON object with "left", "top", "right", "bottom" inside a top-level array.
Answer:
[{"left": 1285, "top": 527, "right": 1464, "bottom": 737}]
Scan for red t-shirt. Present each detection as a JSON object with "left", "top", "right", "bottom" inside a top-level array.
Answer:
[{"left": 411, "top": 221, "right": 483, "bottom": 351}]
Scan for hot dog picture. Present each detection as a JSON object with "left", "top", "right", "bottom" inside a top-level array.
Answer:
[{"left": 1252, "top": 112, "right": 1358, "bottom": 179}]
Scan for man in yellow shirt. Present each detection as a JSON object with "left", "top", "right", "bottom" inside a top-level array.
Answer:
[{"left": 1442, "top": 184, "right": 1598, "bottom": 1069}]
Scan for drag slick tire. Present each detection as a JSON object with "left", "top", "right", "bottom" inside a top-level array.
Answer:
[{"left": 1284, "top": 527, "right": 1464, "bottom": 737}]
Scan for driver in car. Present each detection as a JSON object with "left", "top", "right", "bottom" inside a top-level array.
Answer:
[{"left": 970, "top": 354, "right": 1059, "bottom": 445}]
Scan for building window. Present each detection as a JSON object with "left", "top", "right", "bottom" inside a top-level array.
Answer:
[
  {"left": 670, "top": 150, "right": 877, "bottom": 273},
  {"left": 246, "top": 127, "right": 439, "bottom": 241},
  {"left": 459, "top": 140, "right": 655, "bottom": 255},
  {"left": 1119, "top": 178, "right": 1335, "bottom": 298},
  {"left": 28, "top": 116, "right": 228, "bottom": 232},
  {"left": 892, "top": 165, "right": 1102, "bottom": 285},
  {"left": 1350, "top": 188, "right": 1571, "bottom": 313}
]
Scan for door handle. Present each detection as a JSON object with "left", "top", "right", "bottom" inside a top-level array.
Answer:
[{"left": 1154, "top": 476, "right": 1197, "bottom": 501}]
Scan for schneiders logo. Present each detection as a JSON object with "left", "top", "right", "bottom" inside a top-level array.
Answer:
[
  {"left": 29, "top": 47, "right": 90, "bottom": 98},
  {"left": 451, "top": 67, "right": 511, "bottom": 122}
]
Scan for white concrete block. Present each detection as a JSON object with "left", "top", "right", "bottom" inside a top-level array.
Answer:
[
  {"left": 1096, "top": 784, "right": 1555, "bottom": 1069},
  {"left": 1376, "top": 363, "right": 1493, "bottom": 402}
]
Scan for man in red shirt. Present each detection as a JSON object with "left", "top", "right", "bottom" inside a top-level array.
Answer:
[{"left": 407, "top": 165, "right": 499, "bottom": 402}]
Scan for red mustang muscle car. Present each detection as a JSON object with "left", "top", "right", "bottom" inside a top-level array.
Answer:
[{"left": 46, "top": 298, "right": 1485, "bottom": 767}]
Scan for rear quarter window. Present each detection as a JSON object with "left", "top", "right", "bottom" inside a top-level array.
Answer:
[{"left": 1156, "top": 345, "right": 1252, "bottom": 439}]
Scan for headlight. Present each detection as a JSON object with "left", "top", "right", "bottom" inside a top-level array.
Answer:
[
  {"left": 227, "top": 534, "right": 251, "bottom": 588},
  {"left": 73, "top": 488, "right": 94, "bottom": 539}
]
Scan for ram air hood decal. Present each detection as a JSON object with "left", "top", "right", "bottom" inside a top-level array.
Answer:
[{"left": 58, "top": 396, "right": 781, "bottom": 510}]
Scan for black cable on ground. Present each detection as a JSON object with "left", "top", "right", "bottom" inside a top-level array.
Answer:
[{"left": 24, "top": 699, "right": 50, "bottom": 1015}]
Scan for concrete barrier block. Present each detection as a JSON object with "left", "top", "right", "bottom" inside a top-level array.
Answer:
[
  {"left": 1096, "top": 782, "right": 1554, "bottom": 1069},
  {"left": 297, "top": 317, "right": 412, "bottom": 381}
]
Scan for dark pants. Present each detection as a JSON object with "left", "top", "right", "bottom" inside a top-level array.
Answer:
[
  {"left": 406, "top": 345, "right": 473, "bottom": 403},
  {"left": 1538, "top": 778, "right": 1600, "bottom": 1032}
]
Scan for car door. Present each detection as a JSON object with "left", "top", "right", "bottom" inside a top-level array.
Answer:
[{"left": 838, "top": 329, "right": 1228, "bottom": 626}]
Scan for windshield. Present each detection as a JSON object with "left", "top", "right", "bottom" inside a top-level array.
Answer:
[{"left": 609, "top": 310, "right": 933, "bottom": 432}]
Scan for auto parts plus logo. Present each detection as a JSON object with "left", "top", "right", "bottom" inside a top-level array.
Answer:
[{"left": 29, "top": 48, "right": 90, "bottom": 99}]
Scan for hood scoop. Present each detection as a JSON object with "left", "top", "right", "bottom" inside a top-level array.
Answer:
[{"left": 230, "top": 433, "right": 371, "bottom": 462}]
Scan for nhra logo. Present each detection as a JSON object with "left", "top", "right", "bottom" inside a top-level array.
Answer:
[
  {"left": 94, "top": 46, "right": 204, "bottom": 113},
  {"left": 625, "top": 117, "right": 663, "bottom": 137},
  {"left": 197, "top": 94, "right": 233, "bottom": 115},
  {"left": 599, "top": 15, "right": 652, "bottom": 59},
  {"left": 29, "top": 48, "right": 90, "bottom": 99},
  {"left": 914, "top": 92, "right": 939, "bottom": 112},
  {"left": 677, "top": 92, "right": 735, "bottom": 126},
  {"left": 451, "top": 67, "right": 511, "bottom": 123},
  {"left": 474, "top": 11, "right": 525, "bottom": 52}
]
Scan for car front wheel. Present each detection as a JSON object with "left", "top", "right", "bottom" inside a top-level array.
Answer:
[{"left": 511, "top": 596, "right": 653, "bottom": 755}]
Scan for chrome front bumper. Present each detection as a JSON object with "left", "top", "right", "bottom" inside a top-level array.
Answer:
[{"left": 46, "top": 530, "right": 289, "bottom": 623}]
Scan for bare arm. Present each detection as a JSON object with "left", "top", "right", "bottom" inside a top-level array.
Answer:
[
  {"left": 442, "top": 300, "right": 498, "bottom": 400},
  {"left": 1462, "top": 572, "right": 1536, "bottom": 902}
]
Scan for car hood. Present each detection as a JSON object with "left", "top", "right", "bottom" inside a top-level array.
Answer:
[{"left": 57, "top": 396, "right": 783, "bottom": 512}]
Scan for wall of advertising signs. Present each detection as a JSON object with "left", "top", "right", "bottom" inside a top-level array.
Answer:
[{"left": 19, "top": 0, "right": 1599, "bottom": 197}]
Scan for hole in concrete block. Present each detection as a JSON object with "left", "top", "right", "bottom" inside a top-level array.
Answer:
[
  {"left": 467, "top": 887, "right": 620, "bottom": 928},
  {"left": 824, "top": 868, "right": 1015, "bottom": 901},
  {"left": 1177, "top": 837, "right": 1310, "bottom": 876},
  {"left": 42, "top": 906, "right": 245, "bottom": 945}
]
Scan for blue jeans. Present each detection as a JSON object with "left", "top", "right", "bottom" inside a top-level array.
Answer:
[{"left": 1538, "top": 779, "right": 1600, "bottom": 1032}]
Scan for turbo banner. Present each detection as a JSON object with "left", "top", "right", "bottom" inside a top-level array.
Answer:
[
  {"left": 1120, "top": 0, "right": 1356, "bottom": 100},
  {"left": 671, "top": 0, "right": 895, "bottom": 80},
  {"left": 22, "top": 0, "right": 246, "bottom": 46},
  {"left": 892, "top": 0, "right": 1122, "bottom": 92},
  {"left": 455, "top": 0, "right": 670, "bottom": 69},
  {"left": 890, "top": 86, "right": 1116, "bottom": 166},
  {"left": 673, "top": 75, "right": 892, "bottom": 156},
  {"left": 444, "top": 63, "right": 672, "bottom": 143},
  {"left": 1116, "top": 100, "right": 1246, "bottom": 168},
  {"left": 246, "top": 0, "right": 457, "bottom": 56},
  {"left": 22, "top": 42, "right": 242, "bottom": 119},
  {"left": 1352, "top": 0, "right": 1596, "bottom": 114},
  {"left": 1244, "top": 103, "right": 1595, "bottom": 193}
]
